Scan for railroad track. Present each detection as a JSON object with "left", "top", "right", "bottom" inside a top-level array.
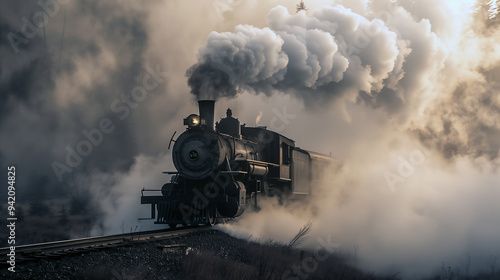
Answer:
[{"left": 0, "top": 226, "right": 211, "bottom": 266}]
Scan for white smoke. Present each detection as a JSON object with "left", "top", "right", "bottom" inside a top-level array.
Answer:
[
  {"left": 255, "top": 111, "right": 263, "bottom": 125},
  {"left": 187, "top": 4, "right": 411, "bottom": 109}
]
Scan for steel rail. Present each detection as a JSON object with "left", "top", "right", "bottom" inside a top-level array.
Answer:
[{"left": 0, "top": 226, "right": 211, "bottom": 266}]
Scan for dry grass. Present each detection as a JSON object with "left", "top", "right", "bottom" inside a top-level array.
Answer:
[{"left": 183, "top": 239, "right": 388, "bottom": 280}]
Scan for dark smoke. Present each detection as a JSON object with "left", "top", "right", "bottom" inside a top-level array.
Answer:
[
  {"left": 0, "top": 1, "right": 152, "bottom": 216},
  {"left": 186, "top": 63, "right": 237, "bottom": 100}
]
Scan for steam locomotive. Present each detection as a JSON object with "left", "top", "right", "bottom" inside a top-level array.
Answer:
[{"left": 141, "top": 100, "right": 338, "bottom": 228}]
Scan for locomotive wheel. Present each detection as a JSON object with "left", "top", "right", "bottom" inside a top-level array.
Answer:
[
  {"left": 168, "top": 223, "right": 177, "bottom": 229},
  {"left": 206, "top": 205, "right": 217, "bottom": 226}
]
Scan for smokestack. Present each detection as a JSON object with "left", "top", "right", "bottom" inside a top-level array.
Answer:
[{"left": 199, "top": 100, "right": 215, "bottom": 130}]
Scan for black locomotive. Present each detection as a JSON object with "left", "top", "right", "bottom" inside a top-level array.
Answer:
[{"left": 141, "top": 100, "right": 337, "bottom": 228}]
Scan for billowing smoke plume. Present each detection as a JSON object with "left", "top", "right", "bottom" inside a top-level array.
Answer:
[{"left": 187, "top": 5, "right": 409, "bottom": 108}]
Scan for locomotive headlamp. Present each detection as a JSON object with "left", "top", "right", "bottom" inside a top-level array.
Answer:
[{"left": 184, "top": 114, "right": 202, "bottom": 128}]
